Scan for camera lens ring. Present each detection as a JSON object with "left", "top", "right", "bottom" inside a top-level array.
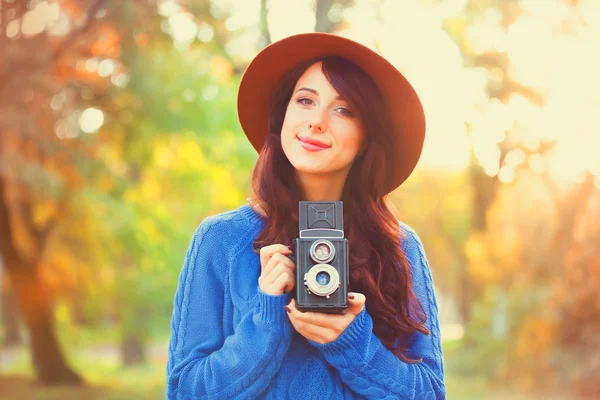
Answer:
[
  {"left": 309, "top": 239, "right": 335, "bottom": 264},
  {"left": 304, "top": 264, "right": 340, "bottom": 297}
]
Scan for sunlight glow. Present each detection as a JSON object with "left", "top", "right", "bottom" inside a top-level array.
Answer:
[
  {"left": 169, "top": 12, "right": 198, "bottom": 44},
  {"left": 342, "top": 0, "right": 474, "bottom": 171},
  {"left": 197, "top": 23, "right": 215, "bottom": 42},
  {"left": 202, "top": 85, "right": 219, "bottom": 101},
  {"left": 184, "top": 0, "right": 598, "bottom": 190},
  {"left": 97, "top": 59, "right": 115, "bottom": 77},
  {"left": 19, "top": 1, "right": 62, "bottom": 36},
  {"left": 6, "top": 19, "right": 19, "bottom": 39},
  {"left": 466, "top": 7, "right": 506, "bottom": 54},
  {"left": 268, "top": 0, "right": 315, "bottom": 41},
  {"left": 79, "top": 108, "right": 105, "bottom": 134},
  {"left": 22, "top": 8, "right": 46, "bottom": 36},
  {"left": 158, "top": 0, "right": 180, "bottom": 17},
  {"left": 506, "top": 16, "right": 553, "bottom": 88}
]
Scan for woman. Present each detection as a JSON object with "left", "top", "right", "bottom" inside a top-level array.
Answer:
[{"left": 166, "top": 33, "right": 445, "bottom": 399}]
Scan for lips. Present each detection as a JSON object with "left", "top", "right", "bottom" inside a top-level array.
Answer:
[{"left": 297, "top": 136, "right": 331, "bottom": 149}]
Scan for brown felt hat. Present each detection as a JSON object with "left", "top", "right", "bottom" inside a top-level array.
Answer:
[{"left": 237, "top": 32, "right": 426, "bottom": 193}]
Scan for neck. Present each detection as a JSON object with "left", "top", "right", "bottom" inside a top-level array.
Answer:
[{"left": 295, "top": 170, "right": 348, "bottom": 201}]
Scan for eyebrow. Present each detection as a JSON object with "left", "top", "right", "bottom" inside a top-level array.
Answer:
[{"left": 296, "top": 87, "right": 344, "bottom": 101}]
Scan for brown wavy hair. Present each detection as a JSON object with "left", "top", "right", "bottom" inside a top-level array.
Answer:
[{"left": 251, "top": 56, "right": 429, "bottom": 361}]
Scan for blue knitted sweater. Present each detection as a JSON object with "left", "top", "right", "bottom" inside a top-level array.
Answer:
[{"left": 166, "top": 203, "right": 445, "bottom": 399}]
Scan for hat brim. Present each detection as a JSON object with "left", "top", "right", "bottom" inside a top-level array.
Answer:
[{"left": 237, "top": 32, "right": 425, "bottom": 193}]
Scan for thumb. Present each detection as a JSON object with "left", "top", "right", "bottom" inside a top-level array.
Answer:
[{"left": 347, "top": 292, "right": 366, "bottom": 316}]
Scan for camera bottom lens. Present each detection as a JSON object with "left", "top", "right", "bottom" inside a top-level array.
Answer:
[
  {"left": 316, "top": 271, "right": 330, "bottom": 286},
  {"left": 304, "top": 264, "right": 340, "bottom": 297}
]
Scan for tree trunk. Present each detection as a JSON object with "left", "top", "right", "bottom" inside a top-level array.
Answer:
[
  {"left": 1, "top": 283, "right": 22, "bottom": 347},
  {"left": 259, "top": 0, "right": 271, "bottom": 47},
  {"left": 461, "top": 153, "right": 500, "bottom": 325},
  {"left": 121, "top": 334, "right": 147, "bottom": 366},
  {"left": 0, "top": 179, "right": 82, "bottom": 385},
  {"left": 70, "top": 289, "right": 90, "bottom": 327},
  {"left": 5, "top": 262, "right": 82, "bottom": 384}
]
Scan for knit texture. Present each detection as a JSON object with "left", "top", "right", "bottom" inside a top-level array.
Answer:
[{"left": 166, "top": 204, "right": 446, "bottom": 399}]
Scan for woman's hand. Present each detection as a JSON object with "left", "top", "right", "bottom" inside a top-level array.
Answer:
[
  {"left": 258, "top": 244, "right": 296, "bottom": 296},
  {"left": 285, "top": 293, "right": 366, "bottom": 344}
]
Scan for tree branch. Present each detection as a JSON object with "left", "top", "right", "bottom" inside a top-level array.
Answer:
[
  {"left": 0, "top": 0, "right": 108, "bottom": 96},
  {"left": 50, "top": 0, "right": 109, "bottom": 62}
]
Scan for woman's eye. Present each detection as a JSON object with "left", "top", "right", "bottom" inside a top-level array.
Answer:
[
  {"left": 336, "top": 107, "right": 354, "bottom": 117},
  {"left": 297, "top": 98, "right": 314, "bottom": 106}
]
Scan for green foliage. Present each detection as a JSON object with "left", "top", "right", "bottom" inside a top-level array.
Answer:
[
  {"left": 392, "top": 169, "right": 472, "bottom": 295},
  {"left": 454, "top": 287, "right": 511, "bottom": 377}
]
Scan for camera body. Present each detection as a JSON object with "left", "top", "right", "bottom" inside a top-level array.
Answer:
[{"left": 293, "top": 201, "right": 349, "bottom": 314}]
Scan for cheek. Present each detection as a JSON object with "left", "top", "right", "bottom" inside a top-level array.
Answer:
[
  {"left": 280, "top": 109, "right": 299, "bottom": 156},
  {"left": 281, "top": 104, "right": 298, "bottom": 134},
  {"left": 281, "top": 116, "right": 294, "bottom": 145},
  {"left": 337, "top": 125, "right": 364, "bottom": 156}
]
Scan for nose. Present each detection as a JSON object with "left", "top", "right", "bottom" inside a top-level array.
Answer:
[
  {"left": 308, "top": 110, "right": 327, "bottom": 134},
  {"left": 308, "top": 122, "right": 322, "bottom": 133}
]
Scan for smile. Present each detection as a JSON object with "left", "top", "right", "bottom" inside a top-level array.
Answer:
[{"left": 297, "top": 136, "right": 331, "bottom": 152}]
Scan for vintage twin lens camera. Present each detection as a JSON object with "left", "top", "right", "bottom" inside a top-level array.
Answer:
[{"left": 293, "top": 201, "right": 349, "bottom": 314}]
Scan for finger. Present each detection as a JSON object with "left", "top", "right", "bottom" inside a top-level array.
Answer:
[
  {"left": 271, "top": 269, "right": 296, "bottom": 293},
  {"left": 260, "top": 244, "right": 292, "bottom": 270},
  {"left": 347, "top": 292, "right": 366, "bottom": 316},
  {"left": 264, "top": 252, "right": 296, "bottom": 275},
  {"left": 287, "top": 299, "right": 344, "bottom": 328},
  {"left": 271, "top": 273, "right": 292, "bottom": 294},
  {"left": 260, "top": 244, "right": 292, "bottom": 267},
  {"left": 263, "top": 264, "right": 296, "bottom": 293},
  {"left": 287, "top": 311, "right": 339, "bottom": 344},
  {"left": 264, "top": 255, "right": 296, "bottom": 284},
  {"left": 282, "top": 271, "right": 296, "bottom": 293},
  {"left": 263, "top": 263, "right": 290, "bottom": 286},
  {"left": 262, "top": 255, "right": 282, "bottom": 278}
]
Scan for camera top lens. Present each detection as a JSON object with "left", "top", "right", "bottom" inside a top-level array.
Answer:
[{"left": 309, "top": 240, "right": 335, "bottom": 264}]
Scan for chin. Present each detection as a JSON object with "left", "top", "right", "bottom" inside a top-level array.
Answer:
[
  {"left": 294, "top": 163, "right": 335, "bottom": 176},
  {"left": 289, "top": 160, "right": 320, "bottom": 173}
]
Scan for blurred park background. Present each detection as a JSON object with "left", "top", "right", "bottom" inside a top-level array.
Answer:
[{"left": 0, "top": 0, "right": 599, "bottom": 399}]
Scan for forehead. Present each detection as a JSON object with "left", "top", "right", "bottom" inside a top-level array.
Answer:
[{"left": 294, "top": 62, "right": 338, "bottom": 94}]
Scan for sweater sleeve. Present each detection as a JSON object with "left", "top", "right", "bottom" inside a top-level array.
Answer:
[
  {"left": 166, "top": 218, "right": 293, "bottom": 400},
  {"left": 308, "top": 224, "right": 446, "bottom": 400}
]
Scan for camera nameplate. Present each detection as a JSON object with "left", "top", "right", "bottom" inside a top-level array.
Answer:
[{"left": 299, "top": 228, "right": 344, "bottom": 238}]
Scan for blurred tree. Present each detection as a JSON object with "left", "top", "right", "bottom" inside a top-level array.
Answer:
[
  {"left": 0, "top": 0, "right": 254, "bottom": 375},
  {"left": 504, "top": 172, "right": 599, "bottom": 394},
  {"left": 90, "top": 0, "right": 255, "bottom": 365},
  {"left": 0, "top": 0, "right": 115, "bottom": 383},
  {"left": 260, "top": 0, "right": 271, "bottom": 46},
  {"left": 443, "top": 0, "right": 553, "bottom": 326},
  {"left": 392, "top": 170, "right": 471, "bottom": 299},
  {"left": 315, "top": 0, "right": 354, "bottom": 33},
  {"left": 1, "top": 266, "right": 22, "bottom": 346},
  {"left": 553, "top": 179, "right": 600, "bottom": 397},
  {"left": 442, "top": 1, "right": 599, "bottom": 393}
]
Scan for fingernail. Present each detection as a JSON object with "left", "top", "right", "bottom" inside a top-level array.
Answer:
[
  {"left": 348, "top": 295, "right": 355, "bottom": 300},
  {"left": 284, "top": 306, "right": 291, "bottom": 313}
]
